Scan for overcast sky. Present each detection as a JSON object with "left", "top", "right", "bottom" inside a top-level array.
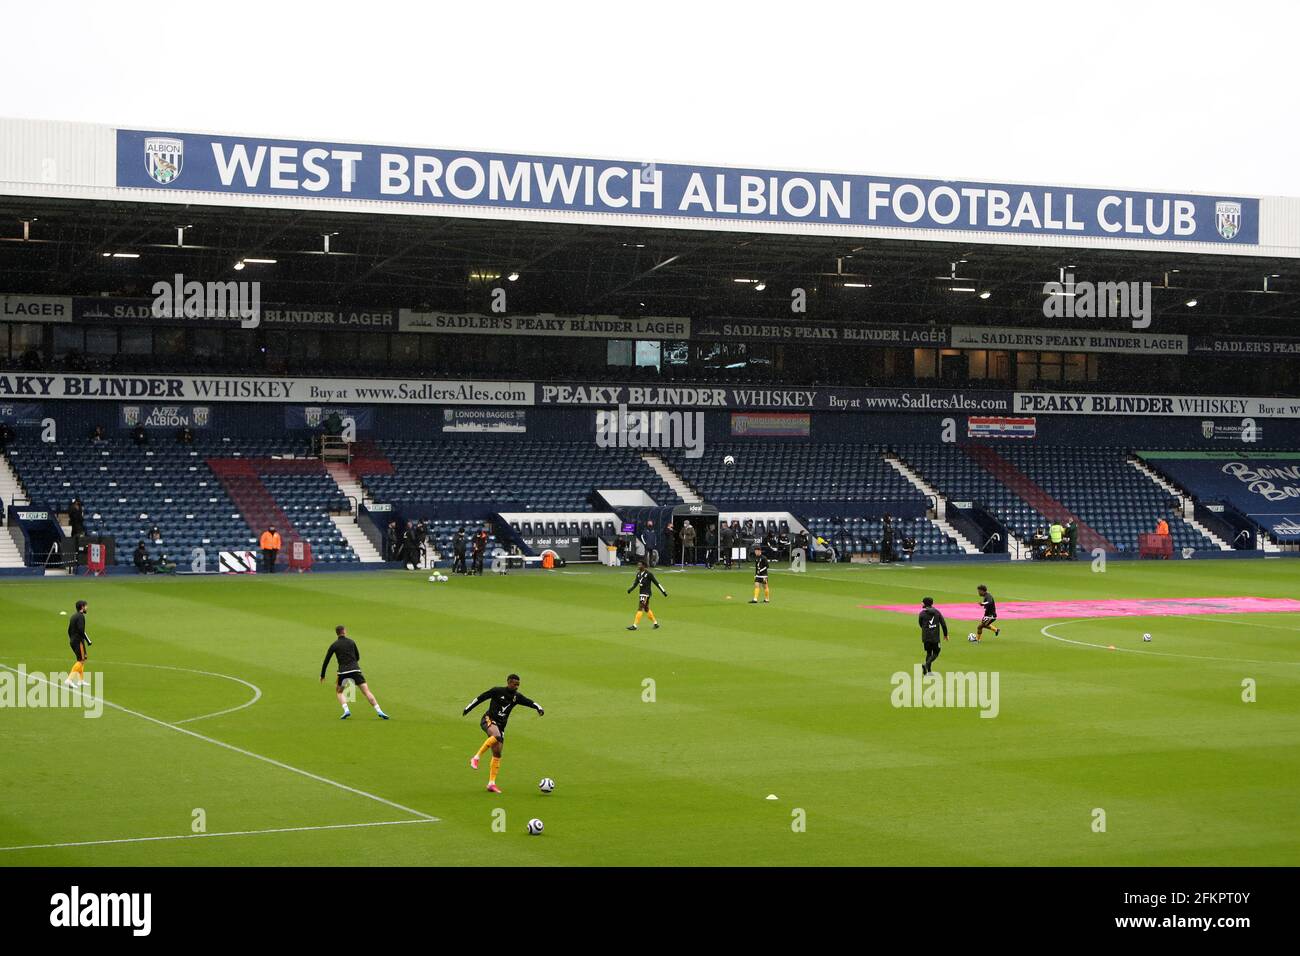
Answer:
[{"left": 4, "top": 1, "right": 1297, "bottom": 197}]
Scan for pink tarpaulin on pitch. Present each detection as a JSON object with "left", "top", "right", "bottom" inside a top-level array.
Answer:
[{"left": 859, "top": 597, "right": 1300, "bottom": 620}]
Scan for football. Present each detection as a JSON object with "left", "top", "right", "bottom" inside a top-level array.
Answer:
[
  {"left": 1143, "top": 633, "right": 1152, "bottom": 642},
  {"left": 526, "top": 818, "right": 544, "bottom": 835},
  {"left": 967, "top": 633, "right": 977, "bottom": 642},
  {"left": 538, "top": 777, "right": 555, "bottom": 793},
  {"left": 723, "top": 454, "right": 736, "bottom": 466}
]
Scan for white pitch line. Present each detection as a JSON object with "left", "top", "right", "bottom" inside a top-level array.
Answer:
[
  {"left": 2, "top": 657, "right": 263, "bottom": 724},
  {"left": 0, "top": 819, "right": 435, "bottom": 852},
  {"left": 0, "top": 664, "right": 439, "bottom": 823},
  {"left": 1039, "top": 619, "right": 1300, "bottom": 667},
  {"left": 1212, "top": 616, "right": 1300, "bottom": 634}
]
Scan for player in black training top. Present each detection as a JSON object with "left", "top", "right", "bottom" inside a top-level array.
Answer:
[
  {"left": 918, "top": 596, "right": 949, "bottom": 675},
  {"left": 973, "top": 584, "right": 1001, "bottom": 642},
  {"left": 464, "top": 674, "right": 544, "bottom": 793},
  {"left": 320, "top": 625, "right": 389, "bottom": 720},
  {"left": 626, "top": 560, "right": 668, "bottom": 631},
  {"left": 749, "top": 546, "right": 771, "bottom": 604},
  {"left": 65, "top": 599, "right": 92, "bottom": 687}
]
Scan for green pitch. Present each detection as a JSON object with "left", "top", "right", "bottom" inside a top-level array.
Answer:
[{"left": 1, "top": 559, "right": 1297, "bottom": 866}]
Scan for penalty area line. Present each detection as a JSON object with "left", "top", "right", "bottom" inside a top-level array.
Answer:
[
  {"left": 0, "top": 819, "right": 435, "bottom": 853},
  {"left": 0, "top": 664, "right": 439, "bottom": 824}
]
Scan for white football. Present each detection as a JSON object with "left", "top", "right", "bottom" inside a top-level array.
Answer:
[
  {"left": 967, "top": 633, "right": 977, "bottom": 642},
  {"left": 539, "top": 777, "right": 555, "bottom": 793},
  {"left": 526, "top": 818, "right": 544, "bottom": 835},
  {"left": 723, "top": 454, "right": 736, "bottom": 466},
  {"left": 428, "top": 575, "right": 436, "bottom": 582},
  {"left": 1143, "top": 633, "right": 1152, "bottom": 642}
]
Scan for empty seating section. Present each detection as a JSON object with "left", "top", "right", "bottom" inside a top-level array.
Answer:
[
  {"left": 899, "top": 444, "right": 1213, "bottom": 552},
  {"left": 5, "top": 439, "right": 359, "bottom": 565},
  {"left": 997, "top": 447, "right": 1210, "bottom": 552},
  {"left": 258, "top": 472, "right": 358, "bottom": 564},
  {"left": 365, "top": 441, "right": 681, "bottom": 510},
  {"left": 9, "top": 440, "right": 254, "bottom": 566},
  {"left": 897, "top": 445, "right": 1049, "bottom": 539},
  {"left": 668, "top": 443, "right": 926, "bottom": 507},
  {"left": 804, "top": 516, "right": 962, "bottom": 557}
]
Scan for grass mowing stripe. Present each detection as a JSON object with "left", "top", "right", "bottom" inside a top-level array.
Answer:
[
  {"left": 0, "top": 664, "right": 439, "bottom": 824},
  {"left": 0, "top": 819, "right": 436, "bottom": 852}
]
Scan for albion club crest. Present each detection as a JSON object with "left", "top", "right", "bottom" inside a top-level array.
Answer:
[
  {"left": 1202, "top": 420, "right": 1216, "bottom": 439},
  {"left": 1215, "top": 200, "right": 1242, "bottom": 240},
  {"left": 144, "top": 137, "right": 184, "bottom": 185}
]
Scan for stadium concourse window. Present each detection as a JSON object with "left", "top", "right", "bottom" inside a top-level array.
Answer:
[
  {"left": 53, "top": 325, "right": 84, "bottom": 359},
  {"left": 155, "top": 328, "right": 185, "bottom": 357},
  {"left": 10, "top": 322, "right": 43, "bottom": 363},
  {"left": 358, "top": 331, "right": 388, "bottom": 369},
  {"left": 635, "top": 340, "right": 661, "bottom": 371},
  {"left": 121, "top": 327, "right": 152, "bottom": 355},
  {"left": 85, "top": 326, "right": 118, "bottom": 357},
  {"left": 290, "top": 331, "right": 323, "bottom": 366},
  {"left": 1016, "top": 351, "right": 1098, "bottom": 387},
  {"left": 913, "top": 347, "right": 938, "bottom": 378},
  {"left": 391, "top": 333, "right": 420, "bottom": 367},
  {"left": 191, "top": 329, "right": 222, "bottom": 360},
  {"left": 967, "top": 349, "right": 1012, "bottom": 381}
]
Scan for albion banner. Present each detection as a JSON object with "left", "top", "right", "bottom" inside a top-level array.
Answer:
[
  {"left": 1015, "top": 392, "right": 1300, "bottom": 418},
  {"left": 283, "top": 406, "right": 376, "bottom": 430},
  {"left": 0, "top": 402, "right": 43, "bottom": 425},
  {"left": 118, "top": 403, "right": 212, "bottom": 429},
  {"left": 952, "top": 326, "right": 1187, "bottom": 355},
  {"left": 114, "top": 129, "right": 1260, "bottom": 246}
]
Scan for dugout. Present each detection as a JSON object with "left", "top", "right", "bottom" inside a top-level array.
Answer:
[{"left": 671, "top": 502, "right": 719, "bottom": 566}]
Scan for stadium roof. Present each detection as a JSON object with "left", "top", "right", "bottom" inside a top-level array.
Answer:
[
  {"left": 0, "top": 117, "right": 1296, "bottom": 331},
  {"left": 1, "top": 194, "right": 1296, "bottom": 332}
]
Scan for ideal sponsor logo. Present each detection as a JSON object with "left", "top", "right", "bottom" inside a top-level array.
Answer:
[{"left": 50, "top": 885, "right": 151, "bottom": 935}]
